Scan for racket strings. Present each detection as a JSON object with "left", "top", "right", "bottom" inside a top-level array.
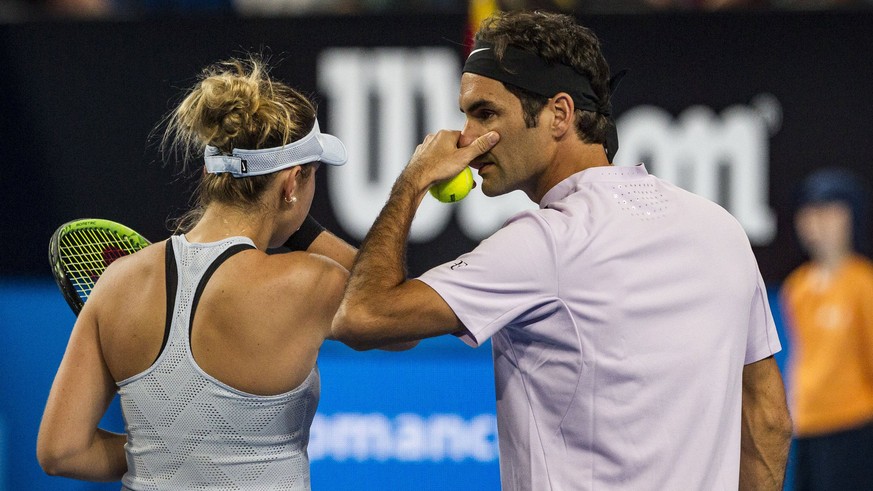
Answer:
[{"left": 59, "top": 228, "right": 142, "bottom": 302}]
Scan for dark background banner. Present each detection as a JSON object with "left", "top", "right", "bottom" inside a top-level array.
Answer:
[
  {"left": 2, "top": 12, "right": 872, "bottom": 283},
  {"left": 1, "top": 12, "right": 865, "bottom": 491}
]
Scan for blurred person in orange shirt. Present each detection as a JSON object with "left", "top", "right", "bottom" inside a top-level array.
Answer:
[{"left": 780, "top": 167, "right": 873, "bottom": 490}]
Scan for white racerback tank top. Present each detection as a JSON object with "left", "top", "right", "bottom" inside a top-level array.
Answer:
[{"left": 117, "top": 235, "right": 319, "bottom": 490}]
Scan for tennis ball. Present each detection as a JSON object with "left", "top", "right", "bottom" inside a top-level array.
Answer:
[{"left": 429, "top": 167, "right": 474, "bottom": 203}]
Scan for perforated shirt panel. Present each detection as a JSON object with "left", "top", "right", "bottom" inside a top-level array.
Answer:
[{"left": 117, "top": 235, "right": 319, "bottom": 491}]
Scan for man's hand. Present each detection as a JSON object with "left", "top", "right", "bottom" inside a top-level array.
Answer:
[
  {"left": 402, "top": 130, "right": 499, "bottom": 190},
  {"left": 331, "top": 129, "right": 498, "bottom": 350}
]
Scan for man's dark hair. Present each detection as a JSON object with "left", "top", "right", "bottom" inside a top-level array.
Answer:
[{"left": 474, "top": 10, "right": 612, "bottom": 146}]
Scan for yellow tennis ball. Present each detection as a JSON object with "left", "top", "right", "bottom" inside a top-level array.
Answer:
[{"left": 429, "top": 167, "right": 474, "bottom": 203}]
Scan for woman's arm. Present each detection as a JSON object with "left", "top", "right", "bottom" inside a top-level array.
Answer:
[
  {"left": 283, "top": 215, "right": 356, "bottom": 271},
  {"left": 37, "top": 305, "right": 127, "bottom": 481},
  {"left": 307, "top": 227, "right": 357, "bottom": 272},
  {"left": 290, "top": 216, "right": 418, "bottom": 351}
]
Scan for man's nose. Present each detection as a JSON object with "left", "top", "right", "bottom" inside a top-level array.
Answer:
[{"left": 459, "top": 120, "right": 480, "bottom": 148}]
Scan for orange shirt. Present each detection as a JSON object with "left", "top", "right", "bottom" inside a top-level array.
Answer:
[{"left": 781, "top": 254, "right": 873, "bottom": 437}]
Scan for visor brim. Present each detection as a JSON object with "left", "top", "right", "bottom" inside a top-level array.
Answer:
[{"left": 316, "top": 132, "right": 347, "bottom": 166}]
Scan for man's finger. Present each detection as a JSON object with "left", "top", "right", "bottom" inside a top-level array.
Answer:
[{"left": 466, "top": 131, "right": 500, "bottom": 157}]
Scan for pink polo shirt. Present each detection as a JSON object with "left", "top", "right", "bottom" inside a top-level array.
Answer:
[{"left": 417, "top": 164, "right": 781, "bottom": 490}]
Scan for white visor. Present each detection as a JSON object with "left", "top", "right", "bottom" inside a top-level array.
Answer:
[{"left": 204, "top": 119, "right": 347, "bottom": 177}]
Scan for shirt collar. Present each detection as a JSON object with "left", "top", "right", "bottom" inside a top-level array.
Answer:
[{"left": 540, "top": 164, "right": 650, "bottom": 208}]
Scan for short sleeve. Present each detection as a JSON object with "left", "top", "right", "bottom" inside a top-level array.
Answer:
[
  {"left": 745, "top": 270, "right": 783, "bottom": 364},
  {"left": 417, "top": 211, "right": 558, "bottom": 347}
]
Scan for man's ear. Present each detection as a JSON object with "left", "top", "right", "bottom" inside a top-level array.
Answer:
[{"left": 550, "top": 92, "right": 575, "bottom": 139}]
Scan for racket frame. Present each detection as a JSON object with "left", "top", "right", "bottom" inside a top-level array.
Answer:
[{"left": 49, "top": 218, "right": 151, "bottom": 315}]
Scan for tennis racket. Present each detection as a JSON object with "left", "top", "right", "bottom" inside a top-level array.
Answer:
[{"left": 49, "top": 218, "right": 151, "bottom": 315}]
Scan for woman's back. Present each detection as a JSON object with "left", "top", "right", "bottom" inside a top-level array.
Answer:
[
  {"left": 94, "top": 235, "right": 343, "bottom": 490},
  {"left": 97, "top": 236, "right": 345, "bottom": 394}
]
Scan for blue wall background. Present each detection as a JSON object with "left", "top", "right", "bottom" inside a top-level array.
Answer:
[{"left": 0, "top": 278, "right": 792, "bottom": 490}]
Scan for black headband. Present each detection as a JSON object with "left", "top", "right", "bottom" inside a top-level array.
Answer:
[{"left": 462, "top": 40, "right": 624, "bottom": 162}]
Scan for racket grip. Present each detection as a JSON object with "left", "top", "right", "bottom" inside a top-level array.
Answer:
[{"left": 284, "top": 215, "right": 326, "bottom": 251}]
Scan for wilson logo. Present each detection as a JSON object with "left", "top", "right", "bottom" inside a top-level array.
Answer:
[
  {"left": 615, "top": 96, "right": 780, "bottom": 245},
  {"left": 319, "top": 48, "right": 779, "bottom": 246}
]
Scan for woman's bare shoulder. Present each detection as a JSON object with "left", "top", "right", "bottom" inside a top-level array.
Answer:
[{"left": 258, "top": 250, "right": 349, "bottom": 286}]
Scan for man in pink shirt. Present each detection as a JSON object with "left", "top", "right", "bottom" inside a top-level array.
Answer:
[{"left": 333, "top": 10, "right": 791, "bottom": 490}]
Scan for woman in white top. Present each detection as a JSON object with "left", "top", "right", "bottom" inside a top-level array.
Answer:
[{"left": 37, "top": 56, "right": 405, "bottom": 490}]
